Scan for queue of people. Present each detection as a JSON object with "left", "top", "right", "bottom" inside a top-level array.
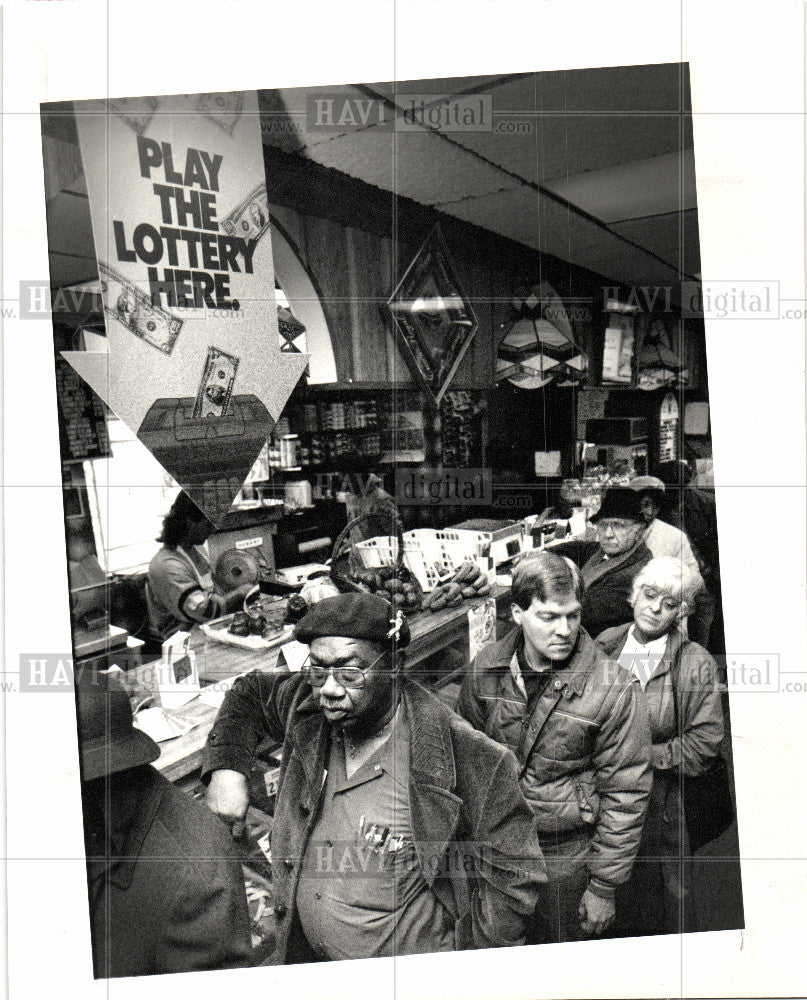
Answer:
[{"left": 79, "top": 476, "right": 731, "bottom": 976}]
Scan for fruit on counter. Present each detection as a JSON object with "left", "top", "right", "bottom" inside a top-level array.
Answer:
[
  {"left": 263, "top": 620, "right": 287, "bottom": 641},
  {"left": 285, "top": 594, "right": 309, "bottom": 622},
  {"left": 342, "top": 564, "right": 420, "bottom": 610},
  {"left": 228, "top": 612, "right": 252, "bottom": 636},
  {"left": 248, "top": 615, "right": 267, "bottom": 635},
  {"left": 420, "top": 560, "right": 492, "bottom": 612}
]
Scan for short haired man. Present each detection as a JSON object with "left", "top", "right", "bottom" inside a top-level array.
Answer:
[
  {"left": 77, "top": 671, "right": 253, "bottom": 978},
  {"left": 203, "top": 593, "right": 547, "bottom": 963},
  {"left": 457, "top": 552, "right": 652, "bottom": 942}
]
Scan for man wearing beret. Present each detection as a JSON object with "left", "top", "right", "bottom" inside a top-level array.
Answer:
[{"left": 203, "top": 592, "right": 547, "bottom": 963}]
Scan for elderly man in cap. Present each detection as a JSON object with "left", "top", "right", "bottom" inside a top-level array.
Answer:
[
  {"left": 203, "top": 592, "right": 547, "bottom": 963},
  {"left": 552, "top": 486, "right": 654, "bottom": 638},
  {"left": 77, "top": 670, "right": 253, "bottom": 978}
]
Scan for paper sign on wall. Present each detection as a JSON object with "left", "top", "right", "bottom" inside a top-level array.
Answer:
[
  {"left": 66, "top": 92, "right": 308, "bottom": 523},
  {"left": 468, "top": 598, "right": 497, "bottom": 661}
]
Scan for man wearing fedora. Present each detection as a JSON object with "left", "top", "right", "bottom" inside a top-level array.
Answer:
[
  {"left": 203, "top": 592, "right": 547, "bottom": 963},
  {"left": 562, "top": 485, "right": 655, "bottom": 639},
  {"left": 77, "top": 670, "right": 253, "bottom": 978}
]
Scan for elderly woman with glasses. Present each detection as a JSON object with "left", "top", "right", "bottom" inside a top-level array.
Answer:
[{"left": 596, "top": 556, "right": 725, "bottom": 936}]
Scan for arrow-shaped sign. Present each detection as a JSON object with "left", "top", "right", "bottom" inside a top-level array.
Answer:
[{"left": 67, "top": 92, "right": 307, "bottom": 523}]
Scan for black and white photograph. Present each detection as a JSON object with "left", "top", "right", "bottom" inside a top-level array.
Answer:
[{"left": 3, "top": 3, "right": 806, "bottom": 1000}]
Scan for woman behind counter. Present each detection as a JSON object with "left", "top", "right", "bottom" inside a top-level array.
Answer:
[
  {"left": 597, "top": 556, "right": 725, "bottom": 936},
  {"left": 146, "top": 491, "right": 254, "bottom": 641}
]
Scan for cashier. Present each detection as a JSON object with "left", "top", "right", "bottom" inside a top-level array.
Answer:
[{"left": 146, "top": 491, "right": 254, "bottom": 641}]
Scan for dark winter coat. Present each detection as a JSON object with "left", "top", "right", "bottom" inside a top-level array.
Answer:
[
  {"left": 83, "top": 765, "right": 253, "bottom": 978},
  {"left": 457, "top": 627, "right": 652, "bottom": 893},
  {"left": 202, "top": 673, "right": 547, "bottom": 962}
]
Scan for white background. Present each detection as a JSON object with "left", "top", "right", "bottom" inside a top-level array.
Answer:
[{"left": 2, "top": 1, "right": 805, "bottom": 997}]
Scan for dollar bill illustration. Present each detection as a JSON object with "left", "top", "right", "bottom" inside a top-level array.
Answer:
[
  {"left": 196, "top": 91, "right": 244, "bottom": 137},
  {"left": 99, "top": 261, "right": 182, "bottom": 355},
  {"left": 193, "top": 346, "right": 240, "bottom": 419},
  {"left": 221, "top": 182, "right": 271, "bottom": 245},
  {"left": 110, "top": 96, "right": 160, "bottom": 136}
]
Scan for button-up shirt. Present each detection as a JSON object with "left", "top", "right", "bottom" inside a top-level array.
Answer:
[
  {"left": 294, "top": 704, "right": 455, "bottom": 961},
  {"left": 616, "top": 626, "right": 669, "bottom": 690}
]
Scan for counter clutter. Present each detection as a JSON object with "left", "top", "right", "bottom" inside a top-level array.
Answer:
[{"left": 420, "top": 560, "right": 491, "bottom": 610}]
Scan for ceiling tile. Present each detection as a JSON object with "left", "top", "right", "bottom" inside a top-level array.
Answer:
[
  {"left": 440, "top": 186, "right": 684, "bottom": 290},
  {"left": 609, "top": 209, "right": 701, "bottom": 275},
  {"left": 544, "top": 150, "right": 697, "bottom": 222}
]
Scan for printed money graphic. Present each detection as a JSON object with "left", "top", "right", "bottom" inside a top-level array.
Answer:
[
  {"left": 99, "top": 261, "right": 182, "bottom": 355},
  {"left": 110, "top": 97, "right": 161, "bottom": 136},
  {"left": 138, "top": 395, "right": 273, "bottom": 517},
  {"left": 221, "top": 182, "right": 271, "bottom": 245},
  {"left": 193, "top": 346, "right": 240, "bottom": 418},
  {"left": 68, "top": 91, "right": 309, "bottom": 524},
  {"left": 196, "top": 92, "right": 244, "bottom": 137}
]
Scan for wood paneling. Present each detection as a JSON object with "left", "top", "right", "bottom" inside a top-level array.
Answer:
[{"left": 262, "top": 144, "right": 705, "bottom": 398}]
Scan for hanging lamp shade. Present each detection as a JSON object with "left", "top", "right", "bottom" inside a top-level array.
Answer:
[
  {"left": 638, "top": 319, "right": 685, "bottom": 389},
  {"left": 496, "top": 281, "right": 582, "bottom": 387}
]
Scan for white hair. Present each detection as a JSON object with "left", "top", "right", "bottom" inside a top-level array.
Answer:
[{"left": 631, "top": 556, "right": 703, "bottom": 607}]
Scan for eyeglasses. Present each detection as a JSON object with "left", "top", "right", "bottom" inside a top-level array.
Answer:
[
  {"left": 596, "top": 519, "right": 638, "bottom": 534},
  {"left": 303, "top": 650, "right": 387, "bottom": 689},
  {"left": 638, "top": 585, "right": 680, "bottom": 613}
]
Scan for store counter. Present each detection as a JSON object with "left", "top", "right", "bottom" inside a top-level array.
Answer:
[{"left": 148, "top": 585, "right": 508, "bottom": 782}]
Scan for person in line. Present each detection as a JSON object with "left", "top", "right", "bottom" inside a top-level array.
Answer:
[
  {"left": 147, "top": 490, "right": 254, "bottom": 640},
  {"left": 552, "top": 486, "right": 653, "bottom": 638},
  {"left": 629, "top": 475, "right": 712, "bottom": 645},
  {"left": 457, "top": 551, "right": 652, "bottom": 943},
  {"left": 596, "top": 556, "right": 725, "bottom": 935},
  {"left": 628, "top": 476, "right": 702, "bottom": 581},
  {"left": 656, "top": 459, "right": 723, "bottom": 650},
  {"left": 203, "top": 592, "right": 548, "bottom": 963},
  {"left": 77, "top": 670, "right": 253, "bottom": 978}
]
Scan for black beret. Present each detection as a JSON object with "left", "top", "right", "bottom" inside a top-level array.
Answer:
[{"left": 292, "top": 592, "right": 411, "bottom": 648}]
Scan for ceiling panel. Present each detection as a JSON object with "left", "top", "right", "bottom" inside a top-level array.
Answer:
[
  {"left": 370, "top": 63, "right": 691, "bottom": 114},
  {"left": 544, "top": 151, "right": 697, "bottom": 222},
  {"left": 440, "top": 186, "right": 683, "bottom": 291},
  {"left": 609, "top": 209, "right": 701, "bottom": 275},
  {"left": 363, "top": 65, "right": 694, "bottom": 184},
  {"left": 300, "top": 125, "right": 510, "bottom": 207},
  {"left": 423, "top": 114, "right": 691, "bottom": 187}
]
